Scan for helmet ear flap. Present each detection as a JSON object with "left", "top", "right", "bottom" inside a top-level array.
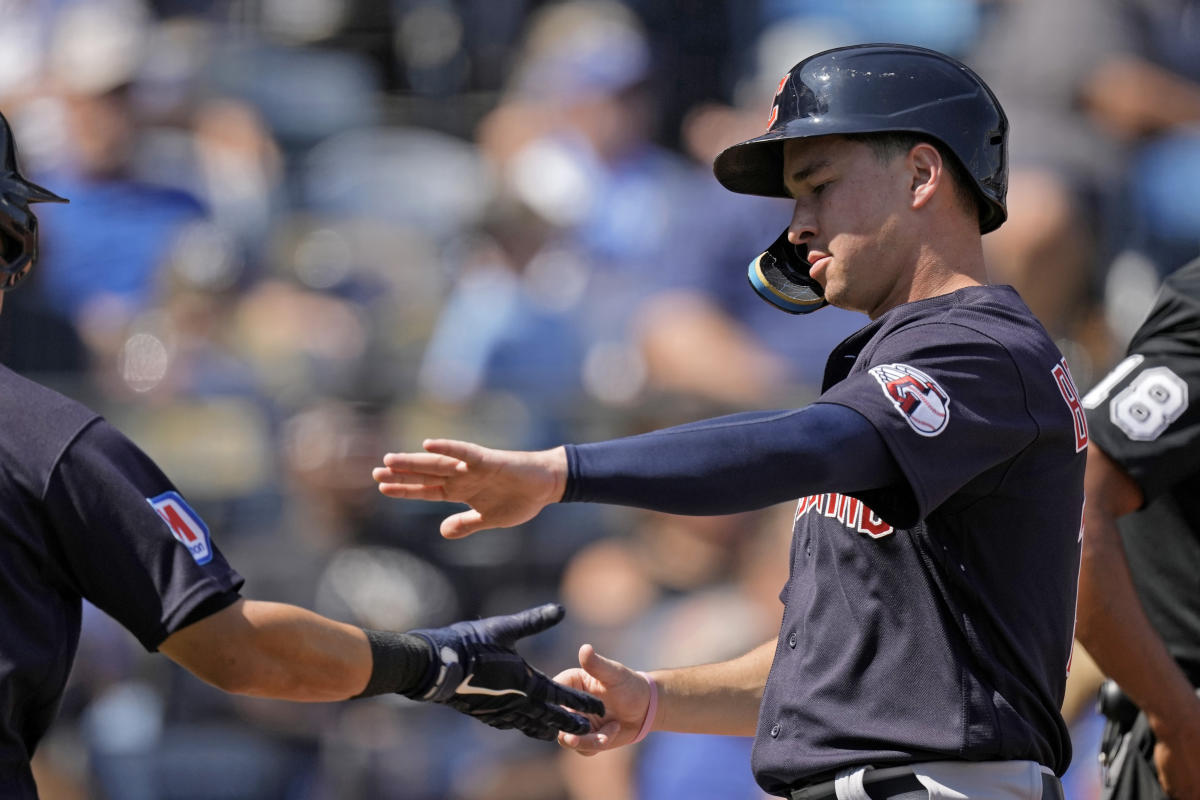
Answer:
[
  {"left": 0, "top": 110, "right": 68, "bottom": 290},
  {"left": 0, "top": 212, "right": 37, "bottom": 290},
  {"left": 747, "top": 229, "right": 828, "bottom": 314}
]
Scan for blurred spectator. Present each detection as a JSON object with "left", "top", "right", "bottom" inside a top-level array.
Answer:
[
  {"left": 7, "top": 1, "right": 209, "bottom": 379},
  {"left": 973, "top": 0, "right": 1200, "bottom": 378}
]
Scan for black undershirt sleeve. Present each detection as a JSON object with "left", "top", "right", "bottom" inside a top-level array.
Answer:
[{"left": 563, "top": 402, "right": 902, "bottom": 515}]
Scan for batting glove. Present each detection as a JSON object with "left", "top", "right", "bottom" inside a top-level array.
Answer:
[{"left": 407, "top": 603, "right": 604, "bottom": 740}]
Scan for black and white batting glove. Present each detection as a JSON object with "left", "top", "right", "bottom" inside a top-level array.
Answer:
[{"left": 358, "top": 603, "right": 603, "bottom": 741}]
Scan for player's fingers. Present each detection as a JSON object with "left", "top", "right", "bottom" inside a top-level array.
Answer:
[
  {"left": 557, "top": 718, "right": 620, "bottom": 755},
  {"left": 441, "top": 509, "right": 485, "bottom": 539},
  {"left": 544, "top": 681, "right": 605, "bottom": 717},
  {"left": 578, "top": 644, "right": 631, "bottom": 685},
  {"left": 381, "top": 451, "right": 463, "bottom": 477},
  {"left": 422, "top": 438, "right": 487, "bottom": 465},
  {"left": 375, "top": 482, "right": 447, "bottom": 501},
  {"left": 529, "top": 702, "right": 594, "bottom": 735},
  {"left": 499, "top": 602, "right": 563, "bottom": 640},
  {"left": 372, "top": 466, "right": 447, "bottom": 485},
  {"left": 551, "top": 667, "right": 591, "bottom": 692}
]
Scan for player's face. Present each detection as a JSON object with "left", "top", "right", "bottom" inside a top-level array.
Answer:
[{"left": 782, "top": 136, "right": 916, "bottom": 318}]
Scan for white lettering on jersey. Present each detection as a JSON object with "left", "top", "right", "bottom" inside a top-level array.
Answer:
[
  {"left": 1082, "top": 355, "right": 1144, "bottom": 409},
  {"left": 795, "top": 493, "right": 893, "bottom": 539},
  {"left": 1052, "top": 358, "right": 1089, "bottom": 452},
  {"left": 869, "top": 363, "right": 949, "bottom": 437},
  {"left": 147, "top": 491, "right": 213, "bottom": 565},
  {"left": 1110, "top": 365, "right": 1189, "bottom": 441}
]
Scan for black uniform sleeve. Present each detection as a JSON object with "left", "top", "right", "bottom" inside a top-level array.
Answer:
[
  {"left": 563, "top": 403, "right": 903, "bottom": 514},
  {"left": 1083, "top": 261, "right": 1200, "bottom": 498},
  {"left": 1084, "top": 351, "right": 1200, "bottom": 500},
  {"left": 41, "top": 418, "right": 244, "bottom": 651}
]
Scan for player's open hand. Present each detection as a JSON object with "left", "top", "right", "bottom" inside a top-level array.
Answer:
[
  {"left": 553, "top": 644, "right": 657, "bottom": 756},
  {"left": 372, "top": 439, "right": 567, "bottom": 538}
]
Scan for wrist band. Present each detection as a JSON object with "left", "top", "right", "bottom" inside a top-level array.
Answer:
[{"left": 633, "top": 671, "right": 658, "bottom": 744}]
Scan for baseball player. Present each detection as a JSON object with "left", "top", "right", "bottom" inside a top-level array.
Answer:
[
  {"left": 375, "top": 44, "right": 1086, "bottom": 799},
  {"left": 0, "top": 110, "right": 602, "bottom": 798},
  {"left": 1077, "top": 257, "right": 1200, "bottom": 800}
]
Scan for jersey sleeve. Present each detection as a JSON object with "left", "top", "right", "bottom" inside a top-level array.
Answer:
[
  {"left": 42, "top": 419, "right": 244, "bottom": 651},
  {"left": 816, "top": 323, "right": 1038, "bottom": 525},
  {"left": 1083, "top": 348, "right": 1200, "bottom": 500}
]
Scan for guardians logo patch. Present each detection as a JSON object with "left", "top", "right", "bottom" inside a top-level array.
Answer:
[{"left": 869, "top": 363, "right": 949, "bottom": 436}]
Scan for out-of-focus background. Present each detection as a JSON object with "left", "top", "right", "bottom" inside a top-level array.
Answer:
[{"left": 3, "top": 0, "right": 1197, "bottom": 797}]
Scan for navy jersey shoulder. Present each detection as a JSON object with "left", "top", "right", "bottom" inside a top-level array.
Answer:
[
  {"left": 0, "top": 366, "right": 242, "bottom": 791},
  {"left": 1083, "top": 257, "right": 1200, "bottom": 681},
  {"left": 752, "top": 286, "right": 1086, "bottom": 792}
]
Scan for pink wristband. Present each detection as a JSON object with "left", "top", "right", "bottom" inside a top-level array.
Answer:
[{"left": 633, "top": 671, "right": 658, "bottom": 744}]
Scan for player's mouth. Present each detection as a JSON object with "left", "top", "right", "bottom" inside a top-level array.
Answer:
[{"left": 808, "top": 252, "right": 832, "bottom": 283}]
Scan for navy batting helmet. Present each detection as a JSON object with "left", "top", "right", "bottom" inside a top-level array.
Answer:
[
  {"left": 0, "top": 112, "right": 67, "bottom": 291},
  {"left": 714, "top": 43, "right": 1008, "bottom": 313}
]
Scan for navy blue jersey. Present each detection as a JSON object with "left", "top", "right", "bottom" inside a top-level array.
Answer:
[
  {"left": 752, "top": 286, "right": 1086, "bottom": 793},
  {"left": 1083, "top": 258, "right": 1200, "bottom": 685},
  {"left": 0, "top": 365, "right": 243, "bottom": 795}
]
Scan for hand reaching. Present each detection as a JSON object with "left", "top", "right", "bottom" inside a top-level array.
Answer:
[
  {"left": 553, "top": 644, "right": 657, "bottom": 756},
  {"left": 372, "top": 439, "right": 567, "bottom": 538},
  {"left": 407, "top": 603, "right": 604, "bottom": 741}
]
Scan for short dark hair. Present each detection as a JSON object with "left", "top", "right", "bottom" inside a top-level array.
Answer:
[{"left": 846, "top": 132, "right": 982, "bottom": 228}]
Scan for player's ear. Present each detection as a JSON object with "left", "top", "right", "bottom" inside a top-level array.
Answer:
[{"left": 907, "top": 142, "right": 943, "bottom": 211}]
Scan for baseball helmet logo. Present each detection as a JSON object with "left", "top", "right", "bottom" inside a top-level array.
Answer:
[{"left": 870, "top": 363, "right": 950, "bottom": 436}]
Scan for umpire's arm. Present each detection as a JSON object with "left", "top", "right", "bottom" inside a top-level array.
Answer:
[
  {"left": 160, "top": 597, "right": 373, "bottom": 700},
  {"left": 1077, "top": 443, "right": 1200, "bottom": 797}
]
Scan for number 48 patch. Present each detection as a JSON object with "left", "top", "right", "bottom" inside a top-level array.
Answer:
[{"left": 1109, "top": 366, "right": 1188, "bottom": 441}]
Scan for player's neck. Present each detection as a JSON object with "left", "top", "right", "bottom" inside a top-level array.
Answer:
[{"left": 909, "top": 226, "right": 987, "bottom": 300}]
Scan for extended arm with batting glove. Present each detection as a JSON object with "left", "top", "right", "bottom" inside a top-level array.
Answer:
[{"left": 359, "top": 603, "right": 604, "bottom": 741}]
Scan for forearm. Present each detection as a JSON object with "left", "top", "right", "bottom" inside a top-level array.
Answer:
[
  {"left": 564, "top": 404, "right": 898, "bottom": 515},
  {"left": 1077, "top": 512, "right": 1199, "bottom": 731},
  {"left": 162, "top": 598, "right": 379, "bottom": 701},
  {"left": 648, "top": 639, "right": 775, "bottom": 737}
]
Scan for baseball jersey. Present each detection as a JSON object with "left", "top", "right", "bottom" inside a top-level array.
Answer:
[
  {"left": 752, "top": 285, "right": 1086, "bottom": 793},
  {"left": 0, "top": 365, "right": 243, "bottom": 797},
  {"left": 1082, "top": 258, "right": 1200, "bottom": 685}
]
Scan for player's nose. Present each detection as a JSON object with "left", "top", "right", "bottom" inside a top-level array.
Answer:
[{"left": 787, "top": 198, "right": 817, "bottom": 245}]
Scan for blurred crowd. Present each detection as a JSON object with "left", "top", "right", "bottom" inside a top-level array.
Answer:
[{"left": 3, "top": 0, "right": 1199, "bottom": 798}]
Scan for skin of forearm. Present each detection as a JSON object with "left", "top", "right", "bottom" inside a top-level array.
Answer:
[
  {"left": 1077, "top": 509, "right": 1198, "bottom": 729},
  {"left": 650, "top": 639, "right": 775, "bottom": 737},
  {"left": 1077, "top": 445, "right": 1198, "bottom": 735},
  {"left": 161, "top": 598, "right": 373, "bottom": 701}
]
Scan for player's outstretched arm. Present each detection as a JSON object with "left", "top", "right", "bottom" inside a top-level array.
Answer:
[
  {"left": 1077, "top": 445, "right": 1200, "bottom": 799},
  {"left": 372, "top": 439, "right": 568, "bottom": 538},
  {"left": 161, "top": 599, "right": 602, "bottom": 742},
  {"left": 554, "top": 639, "right": 774, "bottom": 756}
]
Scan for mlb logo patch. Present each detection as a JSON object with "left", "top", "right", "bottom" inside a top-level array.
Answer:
[
  {"left": 148, "top": 491, "right": 213, "bottom": 565},
  {"left": 870, "top": 363, "right": 950, "bottom": 437}
]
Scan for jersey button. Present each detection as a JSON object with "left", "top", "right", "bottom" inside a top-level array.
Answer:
[
  {"left": 788, "top": 632, "right": 797, "bottom": 649},
  {"left": 770, "top": 723, "right": 781, "bottom": 738}
]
